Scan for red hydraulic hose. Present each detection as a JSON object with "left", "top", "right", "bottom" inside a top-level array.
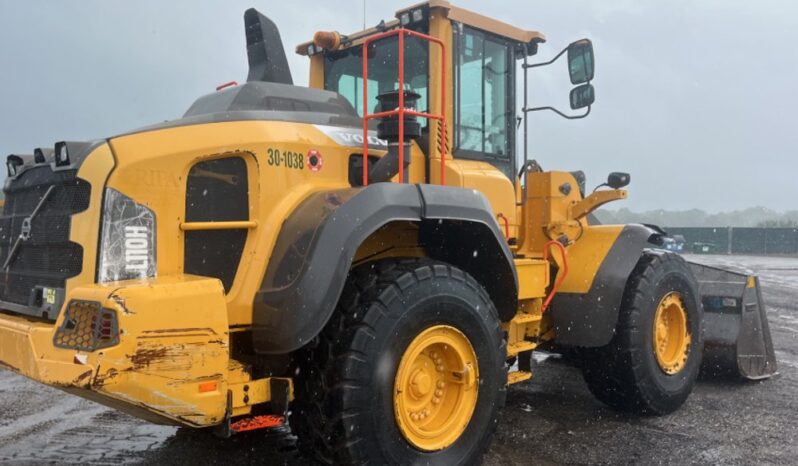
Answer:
[
  {"left": 542, "top": 240, "right": 569, "bottom": 312},
  {"left": 496, "top": 213, "right": 510, "bottom": 240}
]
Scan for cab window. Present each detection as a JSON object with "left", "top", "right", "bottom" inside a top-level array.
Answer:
[
  {"left": 324, "top": 35, "right": 429, "bottom": 125},
  {"left": 454, "top": 25, "right": 515, "bottom": 175}
]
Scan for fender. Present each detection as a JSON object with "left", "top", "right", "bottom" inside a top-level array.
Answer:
[
  {"left": 549, "top": 224, "right": 664, "bottom": 347},
  {"left": 252, "top": 183, "right": 518, "bottom": 354}
]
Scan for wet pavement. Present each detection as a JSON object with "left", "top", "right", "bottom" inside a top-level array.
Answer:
[{"left": 0, "top": 255, "right": 795, "bottom": 465}]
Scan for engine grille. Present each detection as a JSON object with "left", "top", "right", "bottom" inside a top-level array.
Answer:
[{"left": 0, "top": 165, "right": 90, "bottom": 309}]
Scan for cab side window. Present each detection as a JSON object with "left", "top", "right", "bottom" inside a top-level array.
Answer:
[{"left": 454, "top": 25, "right": 515, "bottom": 176}]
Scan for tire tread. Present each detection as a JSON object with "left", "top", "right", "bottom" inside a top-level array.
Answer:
[{"left": 290, "top": 258, "right": 505, "bottom": 464}]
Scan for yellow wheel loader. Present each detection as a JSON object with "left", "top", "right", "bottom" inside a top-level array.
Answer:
[{"left": 0, "top": 2, "right": 776, "bottom": 464}]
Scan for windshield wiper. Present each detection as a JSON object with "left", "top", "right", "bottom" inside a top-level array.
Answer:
[{"left": 3, "top": 185, "right": 55, "bottom": 270}]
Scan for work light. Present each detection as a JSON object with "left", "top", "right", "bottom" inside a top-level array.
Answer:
[{"left": 55, "top": 141, "right": 70, "bottom": 166}]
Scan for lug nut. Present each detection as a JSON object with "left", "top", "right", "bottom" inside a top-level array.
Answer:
[
  {"left": 435, "top": 389, "right": 443, "bottom": 397},
  {"left": 432, "top": 397, "right": 440, "bottom": 405},
  {"left": 437, "top": 381, "right": 445, "bottom": 389},
  {"left": 436, "top": 365, "right": 444, "bottom": 372}
]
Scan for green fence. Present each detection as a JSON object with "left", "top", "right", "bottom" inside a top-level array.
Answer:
[{"left": 665, "top": 227, "right": 798, "bottom": 255}]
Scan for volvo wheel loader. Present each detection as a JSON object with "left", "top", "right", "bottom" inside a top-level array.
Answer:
[{"left": 0, "top": 2, "right": 776, "bottom": 464}]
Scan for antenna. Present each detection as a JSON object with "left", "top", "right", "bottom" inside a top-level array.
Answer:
[{"left": 363, "top": 0, "right": 366, "bottom": 29}]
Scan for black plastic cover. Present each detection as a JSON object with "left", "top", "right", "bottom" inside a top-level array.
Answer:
[
  {"left": 252, "top": 183, "right": 518, "bottom": 354},
  {"left": 120, "top": 82, "right": 362, "bottom": 137},
  {"left": 548, "top": 224, "right": 662, "bottom": 347}
]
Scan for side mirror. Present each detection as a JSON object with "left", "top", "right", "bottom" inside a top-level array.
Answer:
[
  {"left": 607, "top": 172, "right": 631, "bottom": 189},
  {"left": 567, "top": 39, "right": 594, "bottom": 84},
  {"left": 569, "top": 84, "right": 595, "bottom": 110},
  {"left": 524, "top": 38, "right": 595, "bottom": 120}
]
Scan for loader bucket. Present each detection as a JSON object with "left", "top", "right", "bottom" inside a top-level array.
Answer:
[{"left": 689, "top": 262, "right": 777, "bottom": 379}]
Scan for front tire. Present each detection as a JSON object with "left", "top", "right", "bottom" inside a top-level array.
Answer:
[
  {"left": 290, "top": 258, "right": 507, "bottom": 465},
  {"left": 581, "top": 251, "right": 703, "bottom": 415}
]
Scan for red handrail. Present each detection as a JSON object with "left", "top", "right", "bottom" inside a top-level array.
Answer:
[
  {"left": 542, "top": 240, "right": 569, "bottom": 312},
  {"left": 361, "top": 28, "right": 447, "bottom": 186},
  {"left": 215, "top": 80, "right": 238, "bottom": 91}
]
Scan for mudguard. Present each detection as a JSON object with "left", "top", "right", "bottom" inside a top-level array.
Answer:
[
  {"left": 252, "top": 183, "right": 517, "bottom": 354},
  {"left": 549, "top": 224, "right": 663, "bottom": 347}
]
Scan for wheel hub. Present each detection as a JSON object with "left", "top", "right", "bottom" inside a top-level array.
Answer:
[
  {"left": 653, "top": 292, "right": 691, "bottom": 375},
  {"left": 409, "top": 370, "right": 432, "bottom": 399},
  {"left": 394, "top": 325, "right": 479, "bottom": 451}
]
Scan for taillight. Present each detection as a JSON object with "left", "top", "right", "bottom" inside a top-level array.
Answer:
[{"left": 53, "top": 300, "right": 119, "bottom": 351}]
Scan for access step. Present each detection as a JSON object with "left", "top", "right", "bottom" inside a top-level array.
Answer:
[
  {"left": 230, "top": 414, "right": 285, "bottom": 433},
  {"left": 512, "top": 313, "right": 542, "bottom": 324},
  {"left": 507, "top": 370, "right": 532, "bottom": 385},
  {"left": 507, "top": 340, "right": 536, "bottom": 357}
]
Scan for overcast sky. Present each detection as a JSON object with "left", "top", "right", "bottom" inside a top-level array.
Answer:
[{"left": 1, "top": 0, "right": 795, "bottom": 212}]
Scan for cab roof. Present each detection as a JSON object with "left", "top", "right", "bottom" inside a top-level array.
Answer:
[{"left": 295, "top": 0, "right": 545, "bottom": 56}]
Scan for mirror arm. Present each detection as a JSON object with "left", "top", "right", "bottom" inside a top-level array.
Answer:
[
  {"left": 524, "top": 46, "right": 568, "bottom": 69},
  {"left": 524, "top": 105, "right": 591, "bottom": 120},
  {"left": 518, "top": 42, "right": 531, "bottom": 207},
  {"left": 570, "top": 189, "right": 627, "bottom": 221}
]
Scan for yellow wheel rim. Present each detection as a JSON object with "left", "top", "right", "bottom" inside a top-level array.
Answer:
[
  {"left": 394, "top": 325, "right": 479, "bottom": 451},
  {"left": 653, "top": 292, "right": 692, "bottom": 375}
]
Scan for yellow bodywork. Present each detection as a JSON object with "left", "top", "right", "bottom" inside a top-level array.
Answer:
[
  {"left": 0, "top": 0, "right": 627, "bottom": 428},
  {"left": 0, "top": 122, "right": 349, "bottom": 426}
]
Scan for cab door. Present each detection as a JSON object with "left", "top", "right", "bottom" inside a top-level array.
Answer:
[{"left": 448, "top": 23, "right": 517, "bottom": 234}]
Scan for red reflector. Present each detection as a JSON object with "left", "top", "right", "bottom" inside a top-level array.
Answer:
[
  {"left": 198, "top": 381, "right": 218, "bottom": 393},
  {"left": 230, "top": 415, "right": 285, "bottom": 433}
]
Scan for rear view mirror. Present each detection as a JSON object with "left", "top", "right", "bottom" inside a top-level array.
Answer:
[
  {"left": 567, "top": 39, "right": 594, "bottom": 84},
  {"left": 524, "top": 38, "right": 595, "bottom": 119},
  {"left": 607, "top": 172, "right": 630, "bottom": 189},
  {"left": 570, "top": 84, "right": 595, "bottom": 109}
]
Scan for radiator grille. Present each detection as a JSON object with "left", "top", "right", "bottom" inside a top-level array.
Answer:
[
  {"left": 0, "top": 166, "right": 90, "bottom": 307},
  {"left": 184, "top": 156, "right": 248, "bottom": 292}
]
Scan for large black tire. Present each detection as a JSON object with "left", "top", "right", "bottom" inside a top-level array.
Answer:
[
  {"left": 581, "top": 251, "right": 703, "bottom": 415},
  {"left": 290, "top": 258, "right": 507, "bottom": 465}
]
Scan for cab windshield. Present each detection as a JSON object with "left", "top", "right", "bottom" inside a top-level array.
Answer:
[{"left": 323, "top": 35, "right": 429, "bottom": 123}]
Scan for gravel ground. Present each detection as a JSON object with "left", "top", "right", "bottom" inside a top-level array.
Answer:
[{"left": 0, "top": 254, "right": 795, "bottom": 465}]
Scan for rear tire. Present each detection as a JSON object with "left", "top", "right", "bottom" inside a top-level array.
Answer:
[
  {"left": 290, "top": 258, "right": 507, "bottom": 465},
  {"left": 581, "top": 251, "right": 703, "bottom": 415}
]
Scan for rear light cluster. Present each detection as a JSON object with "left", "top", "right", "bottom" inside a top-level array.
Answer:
[{"left": 53, "top": 300, "right": 119, "bottom": 351}]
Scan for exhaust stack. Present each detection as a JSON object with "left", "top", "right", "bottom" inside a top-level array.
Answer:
[
  {"left": 368, "top": 90, "right": 422, "bottom": 184},
  {"left": 244, "top": 9, "right": 293, "bottom": 84}
]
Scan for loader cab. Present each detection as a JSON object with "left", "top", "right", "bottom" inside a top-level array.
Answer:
[
  {"left": 299, "top": 2, "right": 539, "bottom": 183},
  {"left": 297, "top": 2, "right": 579, "bottom": 240}
]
